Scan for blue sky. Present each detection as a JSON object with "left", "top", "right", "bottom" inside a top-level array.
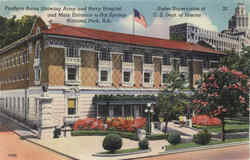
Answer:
[{"left": 0, "top": 0, "right": 249, "bottom": 39}]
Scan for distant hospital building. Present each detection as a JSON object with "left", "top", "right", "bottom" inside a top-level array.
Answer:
[{"left": 170, "top": 3, "right": 250, "bottom": 53}]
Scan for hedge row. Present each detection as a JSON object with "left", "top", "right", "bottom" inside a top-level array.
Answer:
[
  {"left": 72, "top": 130, "right": 138, "bottom": 140},
  {"left": 72, "top": 130, "right": 168, "bottom": 141},
  {"left": 225, "top": 128, "right": 249, "bottom": 133},
  {"left": 147, "top": 134, "right": 168, "bottom": 140}
]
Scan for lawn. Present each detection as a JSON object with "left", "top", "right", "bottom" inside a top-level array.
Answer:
[
  {"left": 193, "top": 119, "right": 249, "bottom": 133},
  {"left": 99, "top": 148, "right": 141, "bottom": 154},
  {"left": 165, "top": 138, "right": 249, "bottom": 151}
]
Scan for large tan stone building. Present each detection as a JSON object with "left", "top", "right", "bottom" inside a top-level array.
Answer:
[{"left": 0, "top": 18, "right": 223, "bottom": 138}]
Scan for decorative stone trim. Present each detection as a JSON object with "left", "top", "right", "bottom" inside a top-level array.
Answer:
[
  {"left": 92, "top": 148, "right": 151, "bottom": 157},
  {"left": 65, "top": 57, "right": 81, "bottom": 66},
  {"left": 64, "top": 80, "right": 81, "bottom": 86}
]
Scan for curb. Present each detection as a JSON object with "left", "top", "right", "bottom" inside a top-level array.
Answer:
[
  {"left": 26, "top": 139, "right": 80, "bottom": 160},
  {"left": 92, "top": 149, "right": 151, "bottom": 157},
  {"left": 122, "top": 141, "right": 249, "bottom": 160},
  {"left": 159, "top": 141, "right": 249, "bottom": 155}
]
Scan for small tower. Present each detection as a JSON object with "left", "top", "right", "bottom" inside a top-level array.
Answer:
[{"left": 228, "top": 3, "right": 249, "bottom": 31}]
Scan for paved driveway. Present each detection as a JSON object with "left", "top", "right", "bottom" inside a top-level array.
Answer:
[{"left": 30, "top": 135, "right": 169, "bottom": 160}]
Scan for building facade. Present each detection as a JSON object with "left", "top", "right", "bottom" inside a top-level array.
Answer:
[
  {"left": 228, "top": 3, "right": 248, "bottom": 32},
  {"left": 223, "top": 3, "right": 250, "bottom": 47},
  {"left": 170, "top": 23, "right": 243, "bottom": 53},
  {"left": 0, "top": 18, "right": 223, "bottom": 138},
  {"left": 170, "top": 3, "right": 250, "bottom": 53}
]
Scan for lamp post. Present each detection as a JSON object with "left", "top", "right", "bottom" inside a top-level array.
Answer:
[{"left": 145, "top": 103, "right": 153, "bottom": 136}]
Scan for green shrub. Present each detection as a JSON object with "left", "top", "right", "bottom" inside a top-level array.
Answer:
[
  {"left": 193, "top": 129, "right": 211, "bottom": 145},
  {"left": 103, "top": 134, "right": 122, "bottom": 153},
  {"left": 71, "top": 130, "right": 138, "bottom": 140},
  {"left": 147, "top": 134, "right": 168, "bottom": 140},
  {"left": 167, "top": 132, "right": 181, "bottom": 145},
  {"left": 138, "top": 139, "right": 149, "bottom": 150}
]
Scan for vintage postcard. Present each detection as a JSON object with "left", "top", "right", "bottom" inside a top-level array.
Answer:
[{"left": 0, "top": 0, "right": 249, "bottom": 160}]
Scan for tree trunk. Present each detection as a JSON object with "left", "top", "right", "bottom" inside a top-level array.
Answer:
[{"left": 221, "top": 117, "right": 225, "bottom": 142}]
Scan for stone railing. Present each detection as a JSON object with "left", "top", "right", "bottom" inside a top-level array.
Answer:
[
  {"left": 65, "top": 80, "right": 80, "bottom": 86},
  {"left": 63, "top": 115, "right": 80, "bottom": 126},
  {"left": 98, "top": 60, "right": 112, "bottom": 66},
  {"left": 143, "top": 63, "right": 154, "bottom": 70},
  {"left": 122, "top": 62, "right": 133, "bottom": 68},
  {"left": 65, "top": 57, "right": 81, "bottom": 66}
]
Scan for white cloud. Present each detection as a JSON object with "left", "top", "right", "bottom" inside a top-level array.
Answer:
[
  {"left": 8, "top": 3, "right": 86, "bottom": 27},
  {"left": 117, "top": 10, "right": 218, "bottom": 39}
]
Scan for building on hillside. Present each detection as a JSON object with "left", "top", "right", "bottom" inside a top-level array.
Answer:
[
  {"left": 222, "top": 2, "right": 250, "bottom": 47},
  {"left": 0, "top": 17, "right": 224, "bottom": 139},
  {"left": 169, "top": 23, "right": 243, "bottom": 53},
  {"left": 170, "top": 3, "right": 250, "bottom": 53}
]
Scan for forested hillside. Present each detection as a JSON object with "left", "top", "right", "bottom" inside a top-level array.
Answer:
[{"left": 0, "top": 15, "right": 37, "bottom": 49}]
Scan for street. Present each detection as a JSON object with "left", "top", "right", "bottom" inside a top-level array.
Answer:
[
  {"left": 130, "top": 144, "right": 249, "bottom": 160},
  {"left": 0, "top": 115, "right": 72, "bottom": 160}
]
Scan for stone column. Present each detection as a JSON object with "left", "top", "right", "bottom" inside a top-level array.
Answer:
[{"left": 37, "top": 96, "right": 55, "bottom": 139}]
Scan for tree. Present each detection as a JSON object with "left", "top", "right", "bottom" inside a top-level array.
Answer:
[
  {"left": 157, "top": 71, "right": 189, "bottom": 134},
  {"left": 0, "top": 15, "right": 37, "bottom": 48},
  {"left": 220, "top": 47, "right": 250, "bottom": 77},
  {"left": 191, "top": 66, "right": 249, "bottom": 141}
]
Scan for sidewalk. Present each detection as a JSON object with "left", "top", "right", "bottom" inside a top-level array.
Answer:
[
  {"left": 29, "top": 136, "right": 169, "bottom": 160},
  {"left": 167, "top": 122, "right": 198, "bottom": 136}
]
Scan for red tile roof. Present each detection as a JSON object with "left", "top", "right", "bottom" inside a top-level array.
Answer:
[{"left": 43, "top": 23, "right": 222, "bottom": 55}]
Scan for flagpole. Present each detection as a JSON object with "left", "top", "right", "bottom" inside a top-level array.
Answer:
[{"left": 132, "top": 9, "right": 135, "bottom": 35}]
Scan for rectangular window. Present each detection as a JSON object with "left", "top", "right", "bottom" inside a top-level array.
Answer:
[
  {"left": 123, "top": 52, "right": 133, "bottom": 62},
  {"left": 99, "top": 48, "right": 111, "bottom": 61},
  {"left": 163, "top": 55, "right": 171, "bottom": 65},
  {"left": 173, "top": 59, "right": 180, "bottom": 72},
  {"left": 124, "top": 105, "right": 133, "bottom": 117},
  {"left": 113, "top": 106, "right": 122, "bottom": 117},
  {"left": 98, "top": 105, "right": 109, "bottom": 117},
  {"left": 203, "top": 60, "right": 209, "bottom": 69},
  {"left": 144, "top": 54, "right": 152, "bottom": 64},
  {"left": 18, "top": 55, "right": 20, "bottom": 65},
  {"left": 17, "top": 97, "right": 20, "bottom": 112},
  {"left": 68, "top": 67, "right": 77, "bottom": 80},
  {"left": 144, "top": 72, "right": 151, "bottom": 83},
  {"left": 100, "top": 70, "right": 108, "bottom": 82},
  {"left": 13, "top": 57, "right": 17, "bottom": 66},
  {"left": 123, "top": 71, "right": 130, "bottom": 82},
  {"left": 22, "top": 97, "right": 25, "bottom": 113},
  {"left": 68, "top": 99, "right": 76, "bottom": 115},
  {"left": 26, "top": 72, "right": 30, "bottom": 80},
  {"left": 162, "top": 73, "right": 168, "bottom": 83},
  {"left": 67, "top": 48, "right": 79, "bottom": 57},
  {"left": 180, "top": 56, "right": 187, "bottom": 66},
  {"left": 22, "top": 54, "right": 26, "bottom": 64},
  {"left": 35, "top": 68, "right": 41, "bottom": 81}
]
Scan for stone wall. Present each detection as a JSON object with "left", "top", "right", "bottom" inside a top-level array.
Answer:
[
  {"left": 134, "top": 56, "right": 143, "bottom": 88},
  {"left": 81, "top": 50, "right": 98, "bottom": 87}
]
